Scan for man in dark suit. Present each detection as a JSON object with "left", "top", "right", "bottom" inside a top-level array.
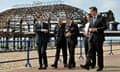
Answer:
[
  {"left": 51, "top": 17, "right": 67, "bottom": 68},
  {"left": 65, "top": 17, "right": 79, "bottom": 69},
  {"left": 34, "top": 16, "right": 49, "bottom": 70},
  {"left": 80, "top": 7, "right": 107, "bottom": 71}
]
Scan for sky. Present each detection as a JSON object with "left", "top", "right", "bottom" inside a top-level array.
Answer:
[{"left": 0, "top": 0, "right": 120, "bottom": 22}]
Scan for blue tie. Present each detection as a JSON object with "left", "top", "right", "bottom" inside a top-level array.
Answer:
[{"left": 93, "top": 16, "right": 96, "bottom": 25}]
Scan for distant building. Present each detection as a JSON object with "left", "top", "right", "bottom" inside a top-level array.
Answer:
[
  {"left": 0, "top": 3, "right": 87, "bottom": 34},
  {"left": 0, "top": 2, "right": 87, "bottom": 50}
]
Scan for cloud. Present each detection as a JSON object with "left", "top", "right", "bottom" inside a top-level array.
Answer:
[{"left": 101, "top": 0, "right": 118, "bottom": 10}]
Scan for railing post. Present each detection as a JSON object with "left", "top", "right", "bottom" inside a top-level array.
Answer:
[
  {"left": 109, "top": 40, "right": 113, "bottom": 55},
  {"left": 25, "top": 39, "right": 32, "bottom": 67},
  {"left": 79, "top": 37, "right": 83, "bottom": 59}
]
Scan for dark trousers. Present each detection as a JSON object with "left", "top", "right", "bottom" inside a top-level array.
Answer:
[
  {"left": 84, "top": 37, "right": 95, "bottom": 66},
  {"left": 84, "top": 37, "right": 89, "bottom": 57},
  {"left": 54, "top": 39, "right": 67, "bottom": 65},
  {"left": 68, "top": 39, "right": 76, "bottom": 66},
  {"left": 37, "top": 40, "right": 48, "bottom": 67},
  {"left": 86, "top": 38, "right": 104, "bottom": 68}
]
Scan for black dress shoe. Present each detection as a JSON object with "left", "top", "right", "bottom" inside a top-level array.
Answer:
[
  {"left": 51, "top": 64, "right": 57, "bottom": 68},
  {"left": 38, "top": 67, "right": 43, "bottom": 70},
  {"left": 43, "top": 67, "right": 47, "bottom": 69},
  {"left": 68, "top": 65, "right": 73, "bottom": 69},
  {"left": 64, "top": 64, "right": 68, "bottom": 68},
  {"left": 73, "top": 64, "right": 76, "bottom": 68},
  {"left": 97, "top": 68, "right": 103, "bottom": 71},
  {"left": 91, "top": 66, "right": 95, "bottom": 69},
  {"left": 80, "top": 65, "right": 89, "bottom": 70}
]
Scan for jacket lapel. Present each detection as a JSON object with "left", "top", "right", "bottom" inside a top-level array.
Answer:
[
  {"left": 94, "top": 16, "right": 99, "bottom": 26},
  {"left": 90, "top": 18, "right": 94, "bottom": 27}
]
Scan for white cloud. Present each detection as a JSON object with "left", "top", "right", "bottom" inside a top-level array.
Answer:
[{"left": 101, "top": 0, "right": 118, "bottom": 10}]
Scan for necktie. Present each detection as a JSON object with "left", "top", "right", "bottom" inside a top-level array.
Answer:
[
  {"left": 93, "top": 16, "right": 96, "bottom": 25},
  {"left": 40, "top": 23, "right": 43, "bottom": 29}
]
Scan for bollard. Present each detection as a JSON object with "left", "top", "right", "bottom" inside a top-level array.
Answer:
[
  {"left": 25, "top": 39, "right": 32, "bottom": 67},
  {"left": 109, "top": 40, "right": 113, "bottom": 55},
  {"left": 79, "top": 37, "right": 84, "bottom": 59}
]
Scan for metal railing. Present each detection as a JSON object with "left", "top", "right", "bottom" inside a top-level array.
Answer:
[{"left": 0, "top": 31, "right": 120, "bottom": 68}]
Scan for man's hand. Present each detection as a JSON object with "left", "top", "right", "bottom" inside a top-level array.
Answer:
[
  {"left": 89, "top": 28, "right": 97, "bottom": 32},
  {"left": 41, "top": 29, "right": 48, "bottom": 33},
  {"left": 83, "top": 32, "right": 89, "bottom": 37},
  {"left": 66, "top": 32, "right": 72, "bottom": 37}
]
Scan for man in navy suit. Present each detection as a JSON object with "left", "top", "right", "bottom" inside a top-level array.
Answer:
[
  {"left": 34, "top": 16, "right": 49, "bottom": 70},
  {"left": 80, "top": 7, "right": 107, "bottom": 71}
]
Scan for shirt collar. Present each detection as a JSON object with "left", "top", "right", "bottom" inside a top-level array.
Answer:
[
  {"left": 93, "top": 14, "right": 98, "bottom": 19},
  {"left": 38, "top": 21, "right": 43, "bottom": 24},
  {"left": 67, "top": 21, "right": 72, "bottom": 27}
]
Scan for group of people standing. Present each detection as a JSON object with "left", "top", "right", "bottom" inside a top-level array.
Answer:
[
  {"left": 51, "top": 17, "right": 79, "bottom": 69},
  {"left": 33, "top": 6, "right": 107, "bottom": 71}
]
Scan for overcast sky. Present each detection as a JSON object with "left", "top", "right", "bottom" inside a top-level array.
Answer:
[{"left": 0, "top": 0, "right": 120, "bottom": 22}]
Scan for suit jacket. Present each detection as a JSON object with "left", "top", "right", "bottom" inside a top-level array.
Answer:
[
  {"left": 89, "top": 15, "right": 107, "bottom": 41},
  {"left": 34, "top": 22, "right": 49, "bottom": 44},
  {"left": 66, "top": 23, "right": 79, "bottom": 45},
  {"left": 54, "top": 24, "right": 66, "bottom": 45},
  {"left": 54, "top": 24, "right": 66, "bottom": 38}
]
